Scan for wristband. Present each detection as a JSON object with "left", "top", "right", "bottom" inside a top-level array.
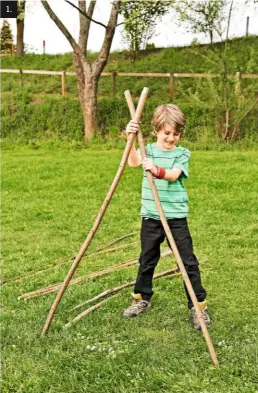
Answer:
[{"left": 154, "top": 166, "right": 166, "bottom": 179}]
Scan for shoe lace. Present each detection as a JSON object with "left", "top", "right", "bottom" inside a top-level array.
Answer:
[{"left": 129, "top": 300, "right": 147, "bottom": 312}]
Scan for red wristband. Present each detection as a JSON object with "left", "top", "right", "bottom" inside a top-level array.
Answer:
[{"left": 154, "top": 166, "right": 166, "bottom": 179}]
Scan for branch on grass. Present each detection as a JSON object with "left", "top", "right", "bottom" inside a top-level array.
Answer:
[
  {"left": 73, "top": 266, "right": 179, "bottom": 310},
  {"left": 18, "top": 250, "right": 173, "bottom": 301},
  {"left": 6, "top": 237, "right": 139, "bottom": 284},
  {"left": 54, "top": 240, "right": 139, "bottom": 265},
  {"left": 96, "top": 232, "right": 137, "bottom": 252},
  {"left": 18, "top": 258, "right": 138, "bottom": 300},
  {"left": 64, "top": 269, "right": 181, "bottom": 329}
]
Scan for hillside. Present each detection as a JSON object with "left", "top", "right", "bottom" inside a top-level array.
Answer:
[{"left": 2, "top": 36, "right": 258, "bottom": 73}]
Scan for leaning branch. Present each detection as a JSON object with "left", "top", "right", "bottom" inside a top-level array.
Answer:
[{"left": 231, "top": 95, "right": 258, "bottom": 140}]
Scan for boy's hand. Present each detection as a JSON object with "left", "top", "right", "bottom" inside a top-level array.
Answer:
[
  {"left": 142, "top": 158, "right": 158, "bottom": 176},
  {"left": 125, "top": 120, "right": 140, "bottom": 135}
]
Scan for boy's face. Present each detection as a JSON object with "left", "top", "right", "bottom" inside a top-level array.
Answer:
[{"left": 156, "top": 124, "right": 181, "bottom": 150}]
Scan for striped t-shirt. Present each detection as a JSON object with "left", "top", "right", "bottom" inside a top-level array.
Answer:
[{"left": 140, "top": 143, "right": 190, "bottom": 219}]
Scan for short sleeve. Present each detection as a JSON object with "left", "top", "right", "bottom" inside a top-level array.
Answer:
[
  {"left": 137, "top": 144, "right": 151, "bottom": 158},
  {"left": 173, "top": 149, "right": 190, "bottom": 178},
  {"left": 136, "top": 148, "right": 141, "bottom": 157}
]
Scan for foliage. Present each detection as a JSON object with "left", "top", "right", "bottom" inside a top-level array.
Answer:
[
  {"left": 175, "top": 0, "right": 226, "bottom": 44},
  {"left": 120, "top": 0, "right": 172, "bottom": 56},
  {"left": 1, "top": 36, "right": 258, "bottom": 143},
  {"left": 0, "top": 20, "right": 14, "bottom": 54},
  {"left": 2, "top": 92, "right": 257, "bottom": 145},
  {"left": 2, "top": 147, "right": 258, "bottom": 392}
]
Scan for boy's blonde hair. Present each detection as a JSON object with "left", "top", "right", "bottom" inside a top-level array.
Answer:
[{"left": 151, "top": 104, "right": 185, "bottom": 134}]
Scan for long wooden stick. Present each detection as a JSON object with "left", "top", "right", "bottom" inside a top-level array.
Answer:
[
  {"left": 65, "top": 269, "right": 181, "bottom": 328},
  {"left": 20, "top": 249, "right": 173, "bottom": 301},
  {"left": 6, "top": 239, "right": 139, "bottom": 285},
  {"left": 95, "top": 231, "right": 137, "bottom": 251},
  {"left": 73, "top": 265, "right": 179, "bottom": 310},
  {"left": 41, "top": 87, "right": 149, "bottom": 335},
  {"left": 124, "top": 91, "right": 219, "bottom": 366},
  {"left": 20, "top": 258, "right": 138, "bottom": 301}
]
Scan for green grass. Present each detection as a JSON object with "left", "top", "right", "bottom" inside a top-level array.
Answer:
[{"left": 1, "top": 146, "right": 258, "bottom": 393}]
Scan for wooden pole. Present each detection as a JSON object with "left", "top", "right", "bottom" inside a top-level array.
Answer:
[
  {"left": 124, "top": 91, "right": 219, "bottom": 366},
  {"left": 246, "top": 16, "right": 249, "bottom": 37},
  {"left": 19, "top": 69, "right": 23, "bottom": 88},
  {"left": 169, "top": 73, "right": 174, "bottom": 101},
  {"left": 112, "top": 71, "right": 117, "bottom": 98},
  {"left": 41, "top": 87, "right": 149, "bottom": 336},
  {"left": 225, "top": 109, "right": 229, "bottom": 140},
  {"left": 61, "top": 71, "right": 67, "bottom": 96},
  {"left": 235, "top": 71, "right": 241, "bottom": 101}
]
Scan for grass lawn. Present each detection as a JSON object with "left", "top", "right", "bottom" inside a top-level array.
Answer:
[{"left": 1, "top": 146, "right": 258, "bottom": 393}]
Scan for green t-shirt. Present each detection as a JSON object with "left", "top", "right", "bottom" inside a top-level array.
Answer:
[{"left": 140, "top": 143, "right": 190, "bottom": 219}]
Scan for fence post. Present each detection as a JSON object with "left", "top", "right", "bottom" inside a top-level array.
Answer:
[
  {"left": 62, "top": 71, "right": 67, "bottom": 96},
  {"left": 19, "top": 70, "right": 23, "bottom": 88},
  {"left": 235, "top": 71, "right": 241, "bottom": 97},
  {"left": 112, "top": 71, "right": 117, "bottom": 98},
  {"left": 169, "top": 73, "right": 174, "bottom": 101}
]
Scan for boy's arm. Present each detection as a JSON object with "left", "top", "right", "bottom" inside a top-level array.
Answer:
[
  {"left": 162, "top": 168, "right": 182, "bottom": 181},
  {"left": 142, "top": 158, "right": 182, "bottom": 181},
  {"left": 125, "top": 120, "right": 142, "bottom": 167}
]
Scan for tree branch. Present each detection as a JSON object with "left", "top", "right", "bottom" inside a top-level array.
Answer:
[
  {"left": 41, "top": 1, "right": 83, "bottom": 56},
  {"left": 65, "top": 0, "right": 107, "bottom": 29},
  {"left": 78, "top": 1, "right": 95, "bottom": 53},
  {"left": 231, "top": 95, "right": 258, "bottom": 140},
  {"left": 93, "top": 1, "right": 120, "bottom": 75}
]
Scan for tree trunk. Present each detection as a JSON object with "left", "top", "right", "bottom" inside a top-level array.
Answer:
[
  {"left": 82, "top": 78, "right": 98, "bottom": 140},
  {"left": 16, "top": 1, "right": 25, "bottom": 56},
  {"left": 42, "top": 0, "right": 120, "bottom": 140},
  {"left": 73, "top": 52, "right": 99, "bottom": 140},
  {"left": 16, "top": 18, "right": 24, "bottom": 56}
]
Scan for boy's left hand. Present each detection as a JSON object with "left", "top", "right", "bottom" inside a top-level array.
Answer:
[{"left": 142, "top": 158, "right": 157, "bottom": 175}]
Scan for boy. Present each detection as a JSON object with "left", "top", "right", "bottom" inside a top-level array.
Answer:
[{"left": 122, "top": 104, "right": 210, "bottom": 330}]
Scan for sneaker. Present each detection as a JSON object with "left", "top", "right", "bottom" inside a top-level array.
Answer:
[
  {"left": 190, "top": 300, "right": 211, "bottom": 330},
  {"left": 122, "top": 293, "right": 151, "bottom": 318}
]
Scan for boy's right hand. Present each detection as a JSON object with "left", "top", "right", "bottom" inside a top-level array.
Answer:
[{"left": 125, "top": 120, "right": 140, "bottom": 135}]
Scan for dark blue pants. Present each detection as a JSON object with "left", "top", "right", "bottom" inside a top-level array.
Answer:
[{"left": 134, "top": 217, "right": 206, "bottom": 308}]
